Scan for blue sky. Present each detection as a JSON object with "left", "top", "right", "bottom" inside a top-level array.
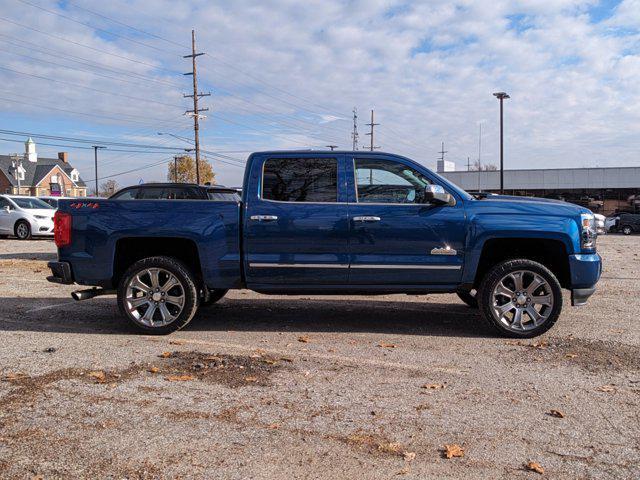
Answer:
[{"left": 0, "top": 0, "right": 639, "bottom": 189}]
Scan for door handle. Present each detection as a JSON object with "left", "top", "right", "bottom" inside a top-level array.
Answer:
[
  {"left": 250, "top": 215, "right": 278, "bottom": 221},
  {"left": 353, "top": 216, "right": 381, "bottom": 222}
]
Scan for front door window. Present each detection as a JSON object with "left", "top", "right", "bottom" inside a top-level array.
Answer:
[{"left": 354, "top": 158, "right": 432, "bottom": 204}]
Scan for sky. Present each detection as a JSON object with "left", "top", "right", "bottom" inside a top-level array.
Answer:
[{"left": 0, "top": 0, "right": 639, "bottom": 189}]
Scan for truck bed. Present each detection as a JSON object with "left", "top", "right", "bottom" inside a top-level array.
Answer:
[{"left": 57, "top": 199, "right": 241, "bottom": 289}]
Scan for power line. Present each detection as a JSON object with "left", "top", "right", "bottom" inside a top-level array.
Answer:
[{"left": 16, "top": 0, "right": 184, "bottom": 56}]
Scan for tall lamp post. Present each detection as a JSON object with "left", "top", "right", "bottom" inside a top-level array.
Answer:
[
  {"left": 92, "top": 145, "right": 106, "bottom": 196},
  {"left": 492, "top": 92, "right": 510, "bottom": 194}
]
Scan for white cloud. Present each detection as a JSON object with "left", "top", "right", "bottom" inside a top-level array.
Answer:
[{"left": 0, "top": 0, "right": 638, "bottom": 187}]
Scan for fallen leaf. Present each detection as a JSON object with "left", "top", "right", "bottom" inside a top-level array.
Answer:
[
  {"left": 530, "top": 341, "right": 548, "bottom": 349},
  {"left": 2, "top": 372, "right": 27, "bottom": 381},
  {"left": 597, "top": 385, "right": 616, "bottom": 393},
  {"left": 565, "top": 353, "right": 578, "bottom": 359},
  {"left": 88, "top": 370, "right": 106, "bottom": 383},
  {"left": 148, "top": 366, "right": 160, "bottom": 374},
  {"left": 422, "top": 383, "right": 446, "bottom": 390},
  {"left": 548, "top": 409, "right": 565, "bottom": 418},
  {"left": 279, "top": 356, "right": 294, "bottom": 362},
  {"left": 378, "top": 342, "right": 397, "bottom": 348},
  {"left": 396, "top": 467, "right": 410, "bottom": 475},
  {"left": 261, "top": 359, "right": 278, "bottom": 365},
  {"left": 525, "top": 461, "right": 544, "bottom": 474},
  {"left": 298, "top": 335, "right": 310, "bottom": 343},
  {"left": 165, "top": 375, "right": 194, "bottom": 382},
  {"left": 403, "top": 451, "right": 416, "bottom": 462},
  {"left": 159, "top": 351, "right": 172, "bottom": 358},
  {"left": 267, "top": 423, "right": 280, "bottom": 430},
  {"left": 169, "top": 340, "right": 186, "bottom": 345},
  {"left": 378, "top": 442, "right": 403, "bottom": 454},
  {"left": 442, "top": 444, "right": 464, "bottom": 459},
  {"left": 244, "top": 376, "right": 258, "bottom": 382}
]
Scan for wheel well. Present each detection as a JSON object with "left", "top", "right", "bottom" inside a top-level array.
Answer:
[
  {"left": 113, "top": 237, "right": 203, "bottom": 287},
  {"left": 474, "top": 238, "right": 570, "bottom": 288}
]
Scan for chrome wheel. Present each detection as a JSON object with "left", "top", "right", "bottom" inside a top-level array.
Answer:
[
  {"left": 125, "top": 268, "right": 185, "bottom": 327},
  {"left": 491, "top": 270, "right": 553, "bottom": 332}
]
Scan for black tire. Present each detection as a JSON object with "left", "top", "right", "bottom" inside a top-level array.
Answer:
[
  {"left": 117, "top": 256, "right": 199, "bottom": 334},
  {"left": 14, "top": 220, "right": 31, "bottom": 240},
  {"left": 201, "top": 288, "right": 229, "bottom": 306},
  {"left": 456, "top": 289, "right": 478, "bottom": 308},
  {"left": 622, "top": 225, "right": 632, "bottom": 235},
  {"left": 478, "top": 259, "right": 562, "bottom": 338}
]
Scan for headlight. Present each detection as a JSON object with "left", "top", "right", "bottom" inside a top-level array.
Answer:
[
  {"left": 34, "top": 215, "right": 48, "bottom": 220},
  {"left": 580, "top": 213, "right": 597, "bottom": 250}
]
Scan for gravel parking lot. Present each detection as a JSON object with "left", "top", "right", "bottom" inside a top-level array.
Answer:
[{"left": 0, "top": 235, "right": 638, "bottom": 479}]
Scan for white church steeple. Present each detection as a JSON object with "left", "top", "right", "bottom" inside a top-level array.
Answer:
[{"left": 25, "top": 137, "right": 37, "bottom": 163}]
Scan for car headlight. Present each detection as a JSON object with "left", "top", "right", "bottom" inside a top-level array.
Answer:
[
  {"left": 34, "top": 215, "right": 48, "bottom": 220},
  {"left": 581, "top": 213, "right": 597, "bottom": 250}
]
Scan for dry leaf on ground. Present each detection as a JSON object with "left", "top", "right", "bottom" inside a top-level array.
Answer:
[
  {"left": 298, "top": 335, "right": 310, "bottom": 343},
  {"left": 378, "top": 442, "right": 403, "bottom": 454},
  {"left": 159, "top": 351, "right": 172, "bottom": 358},
  {"left": 378, "top": 342, "right": 397, "bottom": 348},
  {"left": 165, "top": 375, "right": 194, "bottom": 382},
  {"left": 244, "top": 376, "right": 258, "bottom": 382},
  {"left": 525, "top": 461, "right": 544, "bottom": 474},
  {"left": 148, "top": 366, "right": 160, "bottom": 374},
  {"left": 403, "top": 451, "right": 416, "bottom": 462},
  {"left": 548, "top": 409, "right": 565, "bottom": 418},
  {"left": 422, "top": 383, "right": 446, "bottom": 390},
  {"left": 565, "top": 353, "right": 578, "bottom": 359},
  {"left": 442, "top": 444, "right": 464, "bottom": 459},
  {"left": 88, "top": 371, "right": 106, "bottom": 383},
  {"left": 169, "top": 340, "right": 186, "bottom": 345},
  {"left": 597, "top": 385, "right": 616, "bottom": 393}
]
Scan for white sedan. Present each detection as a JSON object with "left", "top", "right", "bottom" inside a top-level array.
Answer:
[{"left": 0, "top": 195, "right": 55, "bottom": 240}]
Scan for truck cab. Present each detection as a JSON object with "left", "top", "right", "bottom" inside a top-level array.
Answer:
[{"left": 48, "top": 151, "right": 602, "bottom": 338}]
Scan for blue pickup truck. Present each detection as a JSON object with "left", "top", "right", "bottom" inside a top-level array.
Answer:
[{"left": 47, "top": 151, "right": 602, "bottom": 337}]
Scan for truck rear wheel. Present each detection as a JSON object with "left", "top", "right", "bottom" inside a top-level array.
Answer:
[
  {"left": 478, "top": 259, "right": 562, "bottom": 338},
  {"left": 117, "top": 256, "right": 199, "bottom": 334}
]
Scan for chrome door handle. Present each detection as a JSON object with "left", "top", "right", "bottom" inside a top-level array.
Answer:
[
  {"left": 353, "top": 216, "right": 381, "bottom": 222},
  {"left": 250, "top": 215, "right": 278, "bottom": 221}
]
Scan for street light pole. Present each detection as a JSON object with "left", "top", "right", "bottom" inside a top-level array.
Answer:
[
  {"left": 493, "top": 92, "right": 510, "bottom": 194},
  {"left": 92, "top": 145, "right": 106, "bottom": 196}
]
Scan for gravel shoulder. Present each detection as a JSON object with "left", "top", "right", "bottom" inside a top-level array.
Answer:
[{"left": 0, "top": 235, "right": 638, "bottom": 479}]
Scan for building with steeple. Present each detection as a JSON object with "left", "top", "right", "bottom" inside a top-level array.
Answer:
[{"left": 0, "top": 138, "right": 87, "bottom": 196}]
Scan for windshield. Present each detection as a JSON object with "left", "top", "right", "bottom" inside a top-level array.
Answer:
[{"left": 9, "top": 197, "right": 54, "bottom": 209}]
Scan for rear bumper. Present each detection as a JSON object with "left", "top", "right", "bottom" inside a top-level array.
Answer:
[
  {"left": 569, "top": 253, "right": 602, "bottom": 306},
  {"left": 47, "top": 261, "right": 73, "bottom": 285}
]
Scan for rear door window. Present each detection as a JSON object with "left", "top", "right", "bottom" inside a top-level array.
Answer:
[
  {"left": 111, "top": 188, "right": 139, "bottom": 200},
  {"left": 262, "top": 158, "right": 338, "bottom": 202}
]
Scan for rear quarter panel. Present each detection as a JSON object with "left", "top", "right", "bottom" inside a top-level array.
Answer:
[{"left": 57, "top": 200, "right": 241, "bottom": 288}]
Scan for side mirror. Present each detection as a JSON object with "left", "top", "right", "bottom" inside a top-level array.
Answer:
[
  {"left": 2, "top": 206, "right": 10, "bottom": 213},
  {"left": 424, "top": 185, "right": 454, "bottom": 205}
]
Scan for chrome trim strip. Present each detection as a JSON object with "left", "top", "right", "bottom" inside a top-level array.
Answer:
[
  {"left": 249, "top": 263, "right": 461, "bottom": 270},
  {"left": 250, "top": 263, "right": 349, "bottom": 268},
  {"left": 350, "top": 264, "right": 462, "bottom": 270}
]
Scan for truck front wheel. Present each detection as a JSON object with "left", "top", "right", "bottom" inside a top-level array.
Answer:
[
  {"left": 117, "top": 256, "right": 199, "bottom": 334},
  {"left": 478, "top": 259, "right": 562, "bottom": 338}
]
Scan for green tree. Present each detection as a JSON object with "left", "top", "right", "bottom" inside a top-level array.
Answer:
[{"left": 167, "top": 155, "right": 216, "bottom": 184}]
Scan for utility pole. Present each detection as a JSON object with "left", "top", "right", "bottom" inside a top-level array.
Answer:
[
  {"left": 326, "top": 145, "right": 338, "bottom": 151},
  {"left": 438, "top": 141, "right": 448, "bottom": 163},
  {"left": 365, "top": 109, "right": 379, "bottom": 151},
  {"left": 92, "top": 145, "right": 106, "bottom": 195},
  {"left": 467, "top": 156, "right": 471, "bottom": 171},
  {"left": 351, "top": 107, "right": 359, "bottom": 151},
  {"left": 10, "top": 153, "right": 23, "bottom": 195},
  {"left": 477, "top": 122, "right": 483, "bottom": 192},
  {"left": 493, "top": 92, "right": 510, "bottom": 194},
  {"left": 184, "top": 29, "right": 210, "bottom": 185}
]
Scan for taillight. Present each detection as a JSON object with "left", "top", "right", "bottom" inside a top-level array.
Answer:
[{"left": 54, "top": 211, "right": 72, "bottom": 248}]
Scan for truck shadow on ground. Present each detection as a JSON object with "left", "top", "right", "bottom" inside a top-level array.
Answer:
[
  {"left": 0, "top": 252, "right": 57, "bottom": 260},
  {"left": 0, "top": 296, "right": 489, "bottom": 338}
]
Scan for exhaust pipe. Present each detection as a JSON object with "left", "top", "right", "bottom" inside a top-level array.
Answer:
[{"left": 71, "top": 288, "right": 115, "bottom": 301}]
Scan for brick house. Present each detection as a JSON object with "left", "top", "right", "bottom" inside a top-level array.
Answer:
[{"left": 0, "top": 138, "right": 87, "bottom": 197}]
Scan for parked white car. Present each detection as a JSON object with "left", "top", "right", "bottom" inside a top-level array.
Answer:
[
  {"left": 0, "top": 195, "right": 55, "bottom": 240},
  {"left": 39, "top": 195, "right": 74, "bottom": 209}
]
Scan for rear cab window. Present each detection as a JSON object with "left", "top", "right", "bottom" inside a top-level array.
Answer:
[{"left": 262, "top": 157, "right": 338, "bottom": 203}]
